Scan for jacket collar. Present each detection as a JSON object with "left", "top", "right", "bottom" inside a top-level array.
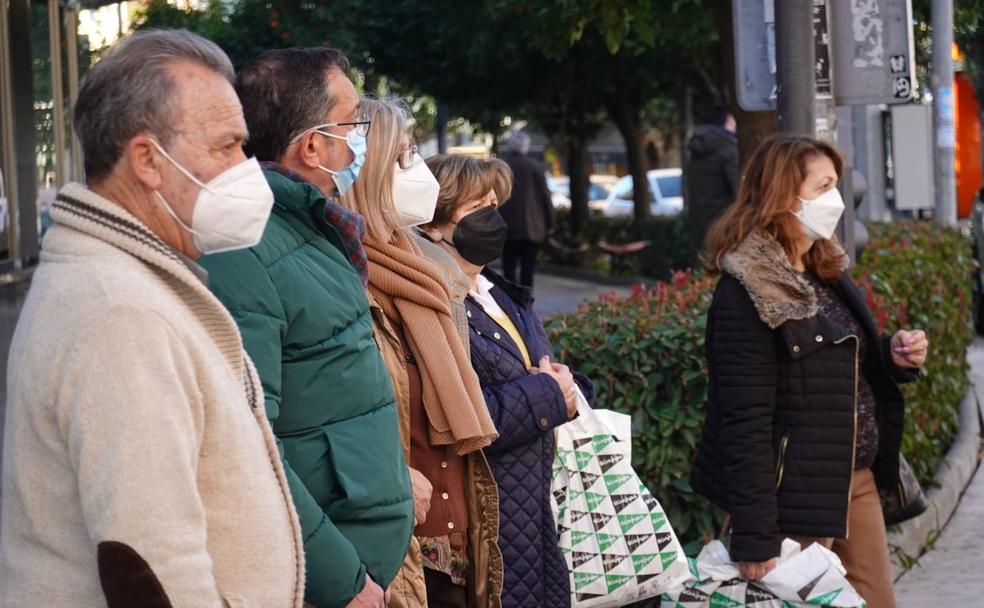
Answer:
[
  {"left": 51, "top": 183, "right": 250, "bottom": 380},
  {"left": 481, "top": 268, "right": 534, "bottom": 307},
  {"left": 262, "top": 164, "right": 369, "bottom": 285},
  {"left": 720, "top": 229, "right": 836, "bottom": 329}
]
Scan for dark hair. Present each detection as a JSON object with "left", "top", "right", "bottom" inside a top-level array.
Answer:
[
  {"left": 235, "top": 47, "right": 350, "bottom": 161},
  {"left": 73, "top": 29, "right": 234, "bottom": 182},
  {"left": 701, "top": 105, "right": 732, "bottom": 127},
  {"left": 705, "top": 134, "right": 846, "bottom": 280}
]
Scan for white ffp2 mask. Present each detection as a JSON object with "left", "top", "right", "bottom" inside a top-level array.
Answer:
[
  {"left": 152, "top": 141, "right": 274, "bottom": 255},
  {"left": 392, "top": 153, "right": 439, "bottom": 227},
  {"left": 795, "top": 187, "right": 845, "bottom": 241}
]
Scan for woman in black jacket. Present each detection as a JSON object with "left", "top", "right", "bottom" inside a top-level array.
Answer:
[{"left": 690, "top": 135, "right": 929, "bottom": 608}]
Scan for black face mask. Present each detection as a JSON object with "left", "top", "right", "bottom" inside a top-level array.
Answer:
[{"left": 444, "top": 206, "right": 508, "bottom": 266}]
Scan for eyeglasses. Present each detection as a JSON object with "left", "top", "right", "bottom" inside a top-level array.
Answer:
[
  {"left": 290, "top": 118, "right": 371, "bottom": 145},
  {"left": 397, "top": 145, "right": 419, "bottom": 170}
]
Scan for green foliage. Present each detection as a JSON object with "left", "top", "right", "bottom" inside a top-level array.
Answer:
[
  {"left": 544, "top": 222, "right": 972, "bottom": 553},
  {"left": 543, "top": 209, "right": 694, "bottom": 280},
  {"left": 851, "top": 222, "right": 974, "bottom": 486},
  {"left": 136, "top": 0, "right": 360, "bottom": 71}
]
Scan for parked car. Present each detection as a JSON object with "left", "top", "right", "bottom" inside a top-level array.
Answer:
[
  {"left": 546, "top": 174, "right": 617, "bottom": 209},
  {"left": 597, "top": 168, "right": 684, "bottom": 217}
]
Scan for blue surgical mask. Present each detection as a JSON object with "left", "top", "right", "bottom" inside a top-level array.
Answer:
[{"left": 315, "top": 129, "right": 366, "bottom": 196}]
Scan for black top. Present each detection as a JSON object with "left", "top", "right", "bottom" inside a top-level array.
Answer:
[
  {"left": 498, "top": 152, "right": 554, "bottom": 243},
  {"left": 806, "top": 274, "right": 879, "bottom": 470}
]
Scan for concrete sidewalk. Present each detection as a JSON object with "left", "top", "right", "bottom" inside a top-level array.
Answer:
[
  {"left": 531, "top": 271, "right": 633, "bottom": 317},
  {"left": 894, "top": 343, "right": 984, "bottom": 608}
]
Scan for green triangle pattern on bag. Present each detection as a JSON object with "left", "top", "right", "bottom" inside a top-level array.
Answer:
[
  {"left": 618, "top": 513, "right": 647, "bottom": 533},
  {"left": 806, "top": 589, "right": 842, "bottom": 605},
  {"left": 631, "top": 553, "right": 658, "bottom": 573},
  {"left": 573, "top": 571, "right": 603, "bottom": 591},
  {"left": 596, "top": 532, "right": 620, "bottom": 552},
  {"left": 605, "top": 574, "right": 632, "bottom": 593},
  {"left": 660, "top": 551, "right": 680, "bottom": 570},
  {"left": 592, "top": 434, "right": 615, "bottom": 453},
  {"left": 604, "top": 473, "right": 635, "bottom": 493}
]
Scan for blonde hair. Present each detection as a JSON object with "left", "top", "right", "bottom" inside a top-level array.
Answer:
[
  {"left": 423, "top": 154, "right": 513, "bottom": 227},
  {"left": 340, "top": 97, "right": 410, "bottom": 243}
]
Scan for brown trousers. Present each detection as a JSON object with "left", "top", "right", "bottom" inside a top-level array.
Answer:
[
  {"left": 791, "top": 468, "right": 896, "bottom": 608},
  {"left": 423, "top": 568, "right": 469, "bottom": 608}
]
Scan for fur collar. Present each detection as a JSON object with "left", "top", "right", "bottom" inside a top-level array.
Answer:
[{"left": 721, "top": 230, "right": 841, "bottom": 329}]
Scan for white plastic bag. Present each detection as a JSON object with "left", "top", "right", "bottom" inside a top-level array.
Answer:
[
  {"left": 661, "top": 539, "right": 868, "bottom": 607},
  {"left": 551, "top": 390, "right": 690, "bottom": 608}
]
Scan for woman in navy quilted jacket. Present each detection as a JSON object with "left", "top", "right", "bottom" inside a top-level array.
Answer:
[{"left": 421, "top": 154, "right": 594, "bottom": 608}]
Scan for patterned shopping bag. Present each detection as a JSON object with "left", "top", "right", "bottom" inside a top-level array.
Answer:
[{"left": 551, "top": 391, "right": 690, "bottom": 608}]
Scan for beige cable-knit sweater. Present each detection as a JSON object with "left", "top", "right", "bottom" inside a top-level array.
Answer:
[{"left": 0, "top": 184, "right": 305, "bottom": 607}]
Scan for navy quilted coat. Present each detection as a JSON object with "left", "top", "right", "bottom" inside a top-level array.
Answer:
[{"left": 465, "top": 270, "right": 593, "bottom": 608}]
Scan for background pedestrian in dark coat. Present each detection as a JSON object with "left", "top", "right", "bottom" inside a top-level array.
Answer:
[
  {"left": 685, "top": 106, "right": 739, "bottom": 255},
  {"left": 498, "top": 131, "right": 554, "bottom": 288}
]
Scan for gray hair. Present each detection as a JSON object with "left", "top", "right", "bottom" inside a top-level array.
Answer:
[
  {"left": 507, "top": 131, "right": 531, "bottom": 154},
  {"left": 73, "top": 29, "right": 235, "bottom": 182}
]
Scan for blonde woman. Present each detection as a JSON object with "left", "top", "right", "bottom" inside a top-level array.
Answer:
[{"left": 340, "top": 99, "right": 503, "bottom": 608}]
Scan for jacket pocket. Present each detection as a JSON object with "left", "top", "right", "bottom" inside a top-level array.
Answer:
[{"left": 775, "top": 433, "right": 790, "bottom": 490}]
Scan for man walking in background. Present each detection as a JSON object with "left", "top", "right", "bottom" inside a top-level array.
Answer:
[
  {"left": 499, "top": 131, "right": 554, "bottom": 288},
  {"left": 685, "top": 105, "right": 739, "bottom": 255}
]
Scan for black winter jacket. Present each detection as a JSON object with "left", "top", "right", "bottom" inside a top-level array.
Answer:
[
  {"left": 685, "top": 124, "right": 739, "bottom": 250},
  {"left": 499, "top": 152, "right": 554, "bottom": 243},
  {"left": 690, "top": 231, "right": 917, "bottom": 562}
]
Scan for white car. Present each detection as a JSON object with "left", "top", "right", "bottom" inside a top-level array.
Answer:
[
  {"left": 546, "top": 174, "right": 617, "bottom": 209},
  {"left": 597, "top": 168, "right": 684, "bottom": 217}
]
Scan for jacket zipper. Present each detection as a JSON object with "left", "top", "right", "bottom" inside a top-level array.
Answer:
[
  {"left": 775, "top": 433, "right": 790, "bottom": 490},
  {"left": 834, "top": 334, "right": 860, "bottom": 537}
]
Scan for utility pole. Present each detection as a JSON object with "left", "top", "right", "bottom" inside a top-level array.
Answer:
[
  {"left": 932, "top": 0, "right": 957, "bottom": 226},
  {"left": 774, "top": 1, "right": 815, "bottom": 134}
]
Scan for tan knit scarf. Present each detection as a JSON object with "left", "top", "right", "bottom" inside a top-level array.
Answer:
[{"left": 366, "top": 230, "right": 498, "bottom": 454}]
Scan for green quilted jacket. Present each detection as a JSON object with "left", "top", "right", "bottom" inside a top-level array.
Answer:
[{"left": 201, "top": 170, "right": 413, "bottom": 608}]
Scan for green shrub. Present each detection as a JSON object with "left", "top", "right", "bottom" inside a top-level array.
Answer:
[
  {"left": 851, "top": 222, "right": 974, "bottom": 486},
  {"left": 544, "top": 221, "right": 972, "bottom": 554},
  {"left": 544, "top": 209, "right": 694, "bottom": 280}
]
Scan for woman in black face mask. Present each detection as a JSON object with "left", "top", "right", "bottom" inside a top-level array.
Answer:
[{"left": 423, "top": 154, "right": 594, "bottom": 608}]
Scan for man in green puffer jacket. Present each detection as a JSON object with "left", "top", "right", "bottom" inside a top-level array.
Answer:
[{"left": 200, "top": 48, "right": 413, "bottom": 608}]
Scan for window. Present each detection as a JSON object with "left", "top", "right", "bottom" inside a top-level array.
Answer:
[{"left": 655, "top": 175, "right": 683, "bottom": 198}]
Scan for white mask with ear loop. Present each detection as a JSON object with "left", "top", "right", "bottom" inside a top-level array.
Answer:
[
  {"left": 151, "top": 140, "right": 274, "bottom": 254},
  {"left": 794, "top": 187, "right": 845, "bottom": 241},
  {"left": 392, "top": 153, "right": 440, "bottom": 227}
]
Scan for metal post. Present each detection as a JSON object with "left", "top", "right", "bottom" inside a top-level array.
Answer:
[
  {"left": 932, "top": 0, "right": 956, "bottom": 226},
  {"left": 10, "top": 0, "right": 40, "bottom": 268},
  {"left": 66, "top": 2, "right": 82, "bottom": 183},
  {"left": 48, "top": 0, "right": 66, "bottom": 188},
  {"left": 436, "top": 102, "right": 449, "bottom": 155},
  {"left": 836, "top": 106, "right": 856, "bottom": 263},
  {"left": 775, "top": 1, "right": 815, "bottom": 134}
]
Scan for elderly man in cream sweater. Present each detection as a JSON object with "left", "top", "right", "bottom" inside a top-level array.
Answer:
[{"left": 0, "top": 30, "right": 305, "bottom": 607}]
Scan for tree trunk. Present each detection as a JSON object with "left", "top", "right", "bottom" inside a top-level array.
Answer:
[
  {"left": 714, "top": 0, "right": 777, "bottom": 169},
  {"left": 607, "top": 97, "right": 649, "bottom": 238},
  {"left": 567, "top": 137, "right": 589, "bottom": 238}
]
